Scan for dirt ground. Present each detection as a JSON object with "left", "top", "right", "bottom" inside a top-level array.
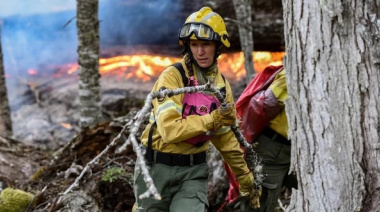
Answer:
[{"left": 0, "top": 114, "right": 139, "bottom": 211}]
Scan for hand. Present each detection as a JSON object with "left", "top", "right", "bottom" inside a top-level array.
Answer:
[
  {"left": 237, "top": 172, "right": 261, "bottom": 209},
  {"left": 237, "top": 172, "right": 254, "bottom": 196},
  {"left": 249, "top": 186, "right": 262, "bottom": 209},
  {"left": 210, "top": 103, "right": 236, "bottom": 130}
]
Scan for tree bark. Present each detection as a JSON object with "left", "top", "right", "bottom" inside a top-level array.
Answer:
[
  {"left": 77, "top": 0, "right": 102, "bottom": 128},
  {"left": 0, "top": 26, "right": 13, "bottom": 137},
  {"left": 283, "top": 0, "right": 380, "bottom": 211},
  {"left": 231, "top": 0, "right": 255, "bottom": 83}
]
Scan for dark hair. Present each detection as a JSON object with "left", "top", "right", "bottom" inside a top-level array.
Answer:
[{"left": 184, "top": 53, "right": 194, "bottom": 78}]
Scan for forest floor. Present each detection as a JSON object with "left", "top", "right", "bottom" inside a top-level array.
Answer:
[{"left": 0, "top": 75, "right": 290, "bottom": 211}]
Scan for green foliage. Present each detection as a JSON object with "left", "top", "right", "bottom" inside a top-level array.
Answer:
[
  {"left": 102, "top": 167, "right": 129, "bottom": 183},
  {"left": 0, "top": 188, "right": 34, "bottom": 212}
]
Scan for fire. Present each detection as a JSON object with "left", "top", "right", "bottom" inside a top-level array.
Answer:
[
  {"left": 61, "top": 51, "right": 284, "bottom": 82},
  {"left": 60, "top": 122, "right": 72, "bottom": 129},
  {"left": 67, "top": 64, "right": 79, "bottom": 75},
  {"left": 99, "top": 55, "right": 178, "bottom": 82},
  {"left": 28, "top": 69, "right": 38, "bottom": 75},
  {"left": 218, "top": 52, "right": 284, "bottom": 80}
]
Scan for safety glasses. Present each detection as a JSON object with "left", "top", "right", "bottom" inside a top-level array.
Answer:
[{"left": 179, "top": 23, "right": 220, "bottom": 41}]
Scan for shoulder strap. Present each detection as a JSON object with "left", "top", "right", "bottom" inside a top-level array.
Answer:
[
  {"left": 145, "top": 122, "right": 157, "bottom": 162},
  {"left": 146, "top": 62, "right": 186, "bottom": 160},
  {"left": 172, "top": 62, "right": 188, "bottom": 87}
]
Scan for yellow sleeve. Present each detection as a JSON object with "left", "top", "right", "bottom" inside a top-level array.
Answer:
[
  {"left": 269, "top": 69, "right": 288, "bottom": 102},
  {"left": 152, "top": 66, "right": 215, "bottom": 144},
  {"left": 211, "top": 131, "right": 250, "bottom": 176},
  {"left": 211, "top": 78, "right": 249, "bottom": 176},
  {"left": 268, "top": 69, "right": 289, "bottom": 138}
]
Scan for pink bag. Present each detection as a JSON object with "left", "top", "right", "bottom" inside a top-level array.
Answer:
[{"left": 182, "top": 92, "right": 220, "bottom": 145}]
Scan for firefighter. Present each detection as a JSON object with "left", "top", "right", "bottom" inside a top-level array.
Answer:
[
  {"left": 132, "top": 6, "right": 260, "bottom": 212},
  {"left": 247, "top": 69, "right": 297, "bottom": 212},
  {"left": 235, "top": 67, "right": 298, "bottom": 212}
]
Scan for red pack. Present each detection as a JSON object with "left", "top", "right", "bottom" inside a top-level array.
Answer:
[
  {"left": 220, "top": 65, "right": 284, "bottom": 208},
  {"left": 236, "top": 65, "right": 284, "bottom": 143}
]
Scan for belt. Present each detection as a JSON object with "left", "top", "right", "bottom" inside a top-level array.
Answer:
[
  {"left": 147, "top": 150, "right": 207, "bottom": 166},
  {"left": 262, "top": 127, "right": 291, "bottom": 146}
]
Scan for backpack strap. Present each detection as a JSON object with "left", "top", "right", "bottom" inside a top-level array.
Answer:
[
  {"left": 172, "top": 62, "right": 189, "bottom": 87},
  {"left": 146, "top": 63, "right": 185, "bottom": 161},
  {"left": 145, "top": 121, "right": 156, "bottom": 162}
]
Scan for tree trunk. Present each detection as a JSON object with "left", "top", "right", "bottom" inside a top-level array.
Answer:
[
  {"left": 231, "top": 0, "right": 255, "bottom": 83},
  {"left": 0, "top": 26, "right": 13, "bottom": 137},
  {"left": 283, "top": 1, "right": 380, "bottom": 211},
  {"left": 77, "top": 0, "right": 102, "bottom": 128}
]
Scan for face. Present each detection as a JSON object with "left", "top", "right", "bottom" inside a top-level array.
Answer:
[{"left": 189, "top": 39, "right": 217, "bottom": 68}]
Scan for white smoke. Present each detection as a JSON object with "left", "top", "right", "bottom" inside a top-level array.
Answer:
[{"left": 0, "top": 0, "right": 76, "bottom": 18}]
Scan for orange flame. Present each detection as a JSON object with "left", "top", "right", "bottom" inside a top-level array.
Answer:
[
  {"left": 67, "top": 64, "right": 79, "bottom": 75},
  {"left": 61, "top": 51, "right": 284, "bottom": 82},
  {"left": 60, "top": 122, "right": 72, "bottom": 129},
  {"left": 99, "top": 55, "right": 178, "bottom": 82},
  {"left": 28, "top": 69, "right": 38, "bottom": 75}
]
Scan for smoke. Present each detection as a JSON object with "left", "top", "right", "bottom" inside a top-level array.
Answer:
[
  {"left": 1, "top": 12, "right": 78, "bottom": 75},
  {"left": 0, "top": 0, "right": 184, "bottom": 77},
  {"left": 0, "top": 1, "right": 76, "bottom": 18}
]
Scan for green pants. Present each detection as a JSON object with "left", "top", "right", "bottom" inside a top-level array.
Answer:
[
  {"left": 249, "top": 133, "right": 297, "bottom": 212},
  {"left": 132, "top": 158, "right": 209, "bottom": 212}
]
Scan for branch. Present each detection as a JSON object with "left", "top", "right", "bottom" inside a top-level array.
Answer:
[
  {"left": 63, "top": 16, "right": 76, "bottom": 28},
  {"left": 205, "top": 85, "right": 264, "bottom": 187},
  {"left": 0, "top": 135, "right": 10, "bottom": 146},
  {"left": 123, "top": 83, "right": 213, "bottom": 200},
  {"left": 122, "top": 81, "right": 263, "bottom": 198},
  {"left": 224, "top": 17, "right": 253, "bottom": 31},
  {"left": 56, "top": 120, "right": 133, "bottom": 204},
  {"left": 59, "top": 80, "right": 263, "bottom": 204}
]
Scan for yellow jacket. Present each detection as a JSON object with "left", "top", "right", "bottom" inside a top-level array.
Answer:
[
  {"left": 140, "top": 57, "right": 250, "bottom": 176},
  {"left": 268, "top": 69, "right": 288, "bottom": 138}
]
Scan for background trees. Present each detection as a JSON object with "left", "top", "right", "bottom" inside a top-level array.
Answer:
[
  {"left": 231, "top": 0, "right": 255, "bottom": 82},
  {"left": 283, "top": 0, "right": 380, "bottom": 211},
  {"left": 0, "top": 26, "right": 12, "bottom": 137},
  {"left": 76, "top": 0, "right": 102, "bottom": 128}
]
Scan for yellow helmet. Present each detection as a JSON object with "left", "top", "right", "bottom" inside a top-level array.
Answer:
[{"left": 178, "top": 7, "right": 230, "bottom": 48}]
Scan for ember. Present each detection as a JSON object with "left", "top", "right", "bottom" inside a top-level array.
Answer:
[
  {"left": 60, "top": 122, "right": 73, "bottom": 129},
  {"left": 28, "top": 69, "right": 38, "bottom": 75}
]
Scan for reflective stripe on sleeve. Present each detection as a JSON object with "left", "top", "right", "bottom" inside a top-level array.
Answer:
[{"left": 156, "top": 100, "right": 182, "bottom": 119}]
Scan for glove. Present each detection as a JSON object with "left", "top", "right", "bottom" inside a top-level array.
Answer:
[
  {"left": 210, "top": 103, "right": 236, "bottom": 130},
  {"left": 237, "top": 172, "right": 261, "bottom": 209},
  {"left": 249, "top": 186, "right": 262, "bottom": 209},
  {"left": 237, "top": 172, "right": 254, "bottom": 196}
]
